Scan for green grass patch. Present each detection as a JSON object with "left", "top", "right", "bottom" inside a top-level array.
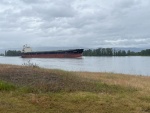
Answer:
[{"left": 0, "top": 80, "right": 16, "bottom": 91}]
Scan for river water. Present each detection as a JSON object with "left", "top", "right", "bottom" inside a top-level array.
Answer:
[{"left": 0, "top": 56, "right": 150, "bottom": 76}]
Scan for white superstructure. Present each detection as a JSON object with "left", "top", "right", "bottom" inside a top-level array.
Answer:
[{"left": 22, "top": 45, "right": 32, "bottom": 53}]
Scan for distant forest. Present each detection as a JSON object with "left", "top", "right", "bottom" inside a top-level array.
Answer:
[
  {"left": 2, "top": 48, "right": 150, "bottom": 56},
  {"left": 83, "top": 48, "right": 150, "bottom": 56},
  {"left": 5, "top": 50, "right": 21, "bottom": 56}
]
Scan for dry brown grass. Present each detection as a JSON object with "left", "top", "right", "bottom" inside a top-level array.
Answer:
[
  {"left": 0, "top": 64, "right": 135, "bottom": 93},
  {"left": 76, "top": 72, "right": 150, "bottom": 92}
]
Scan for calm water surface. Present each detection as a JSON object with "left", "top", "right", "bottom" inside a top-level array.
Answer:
[{"left": 0, "top": 56, "right": 150, "bottom": 76}]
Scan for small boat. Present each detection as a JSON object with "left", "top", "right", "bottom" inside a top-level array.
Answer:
[{"left": 21, "top": 45, "right": 84, "bottom": 58}]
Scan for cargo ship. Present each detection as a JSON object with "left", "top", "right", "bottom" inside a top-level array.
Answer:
[{"left": 21, "top": 45, "right": 84, "bottom": 58}]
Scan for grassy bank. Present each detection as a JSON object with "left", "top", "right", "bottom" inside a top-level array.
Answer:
[{"left": 0, "top": 64, "right": 150, "bottom": 113}]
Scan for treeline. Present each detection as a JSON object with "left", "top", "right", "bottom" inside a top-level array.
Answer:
[
  {"left": 83, "top": 48, "right": 150, "bottom": 56},
  {"left": 0, "top": 53, "right": 4, "bottom": 56},
  {"left": 5, "top": 50, "right": 21, "bottom": 56}
]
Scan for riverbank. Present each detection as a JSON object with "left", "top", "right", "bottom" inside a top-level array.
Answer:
[{"left": 0, "top": 64, "right": 150, "bottom": 113}]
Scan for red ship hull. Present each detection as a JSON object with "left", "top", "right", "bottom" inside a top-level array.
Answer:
[
  {"left": 21, "top": 49, "right": 84, "bottom": 58},
  {"left": 22, "top": 53, "right": 82, "bottom": 58}
]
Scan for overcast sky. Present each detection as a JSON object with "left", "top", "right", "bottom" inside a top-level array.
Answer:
[{"left": 0, "top": 0, "right": 150, "bottom": 49}]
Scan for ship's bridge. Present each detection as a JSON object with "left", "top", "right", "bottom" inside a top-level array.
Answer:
[{"left": 22, "top": 45, "right": 32, "bottom": 53}]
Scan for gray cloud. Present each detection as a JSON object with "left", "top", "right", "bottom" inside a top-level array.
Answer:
[{"left": 0, "top": 0, "right": 150, "bottom": 49}]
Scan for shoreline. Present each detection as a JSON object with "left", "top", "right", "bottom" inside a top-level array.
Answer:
[{"left": 0, "top": 63, "right": 149, "bottom": 76}]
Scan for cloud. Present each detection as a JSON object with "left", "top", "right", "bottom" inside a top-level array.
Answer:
[{"left": 0, "top": 0, "right": 150, "bottom": 49}]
